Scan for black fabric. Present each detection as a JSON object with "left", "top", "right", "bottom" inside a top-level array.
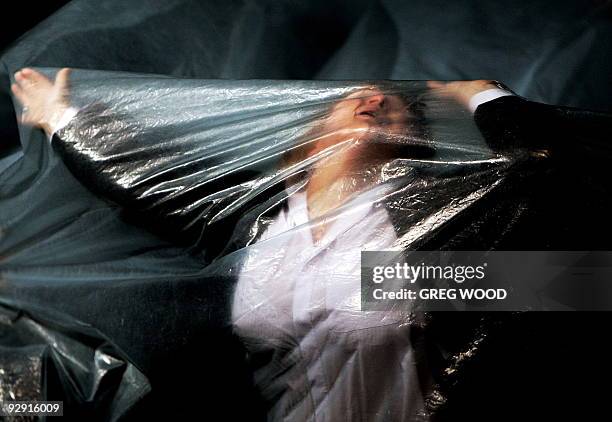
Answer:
[
  {"left": 53, "top": 95, "right": 612, "bottom": 252},
  {"left": 0, "top": 300, "right": 150, "bottom": 421},
  {"left": 1, "top": 0, "right": 612, "bottom": 420},
  {"left": 45, "top": 88, "right": 612, "bottom": 419}
]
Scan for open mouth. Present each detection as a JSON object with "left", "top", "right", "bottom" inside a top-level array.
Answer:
[{"left": 355, "top": 110, "right": 377, "bottom": 120}]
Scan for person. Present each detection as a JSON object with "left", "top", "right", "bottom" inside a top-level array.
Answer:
[
  {"left": 9, "top": 68, "right": 520, "bottom": 251},
  {"left": 9, "top": 68, "right": 609, "bottom": 421}
]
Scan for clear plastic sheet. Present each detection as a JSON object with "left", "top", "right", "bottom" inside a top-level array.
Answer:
[
  {"left": 2, "top": 0, "right": 610, "bottom": 109},
  {"left": 1, "top": 1, "right": 612, "bottom": 420},
  {"left": 2, "top": 65, "right": 610, "bottom": 420},
  {"left": 0, "top": 300, "right": 149, "bottom": 421}
]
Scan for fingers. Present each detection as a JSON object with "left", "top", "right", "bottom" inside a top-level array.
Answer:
[
  {"left": 14, "top": 69, "right": 28, "bottom": 85},
  {"left": 426, "top": 80, "right": 446, "bottom": 89},
  {"left": 10, "top": 83, "right": 27, "bottom": 106},
  {"left": 426, "top": 80, "right": 456, "bottom": 100},
  {"left": 11, "top": 83, "right": 34, "bottom": 125},
  {"left": 55, "top": 67, "right": 71, "bottom": 88},
  {"left": 22, "top": 68, "right": 50, "bottom": 86},
  {"left": 14, "top": 67, "right": 52, "bottom": 90}
]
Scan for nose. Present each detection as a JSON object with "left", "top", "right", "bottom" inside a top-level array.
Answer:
[{"left": 365, "top": 94, "right": 385, "bottom": 108}]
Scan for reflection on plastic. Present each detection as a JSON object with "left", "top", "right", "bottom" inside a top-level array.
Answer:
[
  {"left": 1, "top": 69, "right": 551, "bottom": 421},
  {"left": 0, "top": 302, "right": 150, "bottom": 421}
]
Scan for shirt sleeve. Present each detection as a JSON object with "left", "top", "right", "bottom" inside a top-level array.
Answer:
[{"left": 468, "top": 88, "right": 514, "bottom": 113}]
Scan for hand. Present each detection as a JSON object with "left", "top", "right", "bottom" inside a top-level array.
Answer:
[
  {"left": 427, "top": 79, "right": 499, "bottom": 109},
  {"left": 11, "top": 67, "right": 72, "bottom": 136}
]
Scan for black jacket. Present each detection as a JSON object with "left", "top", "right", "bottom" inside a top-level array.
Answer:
[{"left": 50, "top": 94, "right": 612, "bottom": 420}]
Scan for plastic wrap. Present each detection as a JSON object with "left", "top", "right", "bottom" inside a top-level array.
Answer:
[
  {"left": 2, "top": 64, "right": 610, "bottom": 420},
  {"left": 0, "top": 300, "right": 149, "bottom": 421},
  {"left": 1, "top": 1, "right": 612, "bottom": 420}
]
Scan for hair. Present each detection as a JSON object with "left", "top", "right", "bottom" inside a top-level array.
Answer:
[{"left": 280, "top": 84, "right": 432, "bottom": 185}]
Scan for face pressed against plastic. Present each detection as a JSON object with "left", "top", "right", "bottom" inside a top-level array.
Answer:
[
  {"left": 3, "top": 0, "right": 610, "bottom": 417},
  {"left": 306, "top": 88, "right": 412, "bottom": 160},
  {"left": 298, "top": 88, "right": 419, "bottom": 242}
]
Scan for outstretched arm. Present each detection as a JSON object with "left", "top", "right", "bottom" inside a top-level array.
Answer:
[
  {"left": 428, "top": 80, "right": 612, "bottom": 159},
  {"left": 10, "top": 68, "right": 151, "bottom": 206},
  {"left": 10, "top": 68, "right": 268, "bottom": 257}
]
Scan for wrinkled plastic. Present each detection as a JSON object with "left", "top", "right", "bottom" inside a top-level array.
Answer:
[
  {"left": 0, "top": 300, "right": 149, "bottom": 421},
  {"left": 4, "top": 67, "right": 608, "bottom": 420},
  {"left": 1, "top": 1, "right": 612, "bottom": 421},
  {"left": 2, "top": 0, "right": 611, "bottom": 110}
]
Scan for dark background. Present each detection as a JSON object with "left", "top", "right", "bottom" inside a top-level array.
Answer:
[
  {"left": 0, "top": 0, "right": 70, "bottom": 158},
  {"left": 0, "top": 1, "right": 70, "bottom": 52},
  {"left": 1, "top": 1, "right": 611, "bottom": 421}
]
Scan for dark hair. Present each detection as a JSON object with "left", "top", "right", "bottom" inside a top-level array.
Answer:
[
  {"left": 280, "top": 85, "right": 433, "bottom": 185},
  {"left": 395, "top": 93, "right": 429, "bottom": 141}
]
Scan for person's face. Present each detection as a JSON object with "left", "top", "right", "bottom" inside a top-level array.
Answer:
[{"left": 309, "top": 88, "right": 410, "bottom": 157}]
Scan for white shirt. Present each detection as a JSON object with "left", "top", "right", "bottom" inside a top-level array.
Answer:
[
  {"left": 232, "top": 183, "right": 398, "bottom": 329},
  {"left": 468, "top": 87, "right": 513, "bottom": 113},
  {"left": 50, "top": 88, "right": 514, "bottom": 421},
  {"left": 232, "top": 184, "right": 425, "bottom": 421},
  {"left": 227, "top": 88, "right": 514, "bottom": 420}
]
